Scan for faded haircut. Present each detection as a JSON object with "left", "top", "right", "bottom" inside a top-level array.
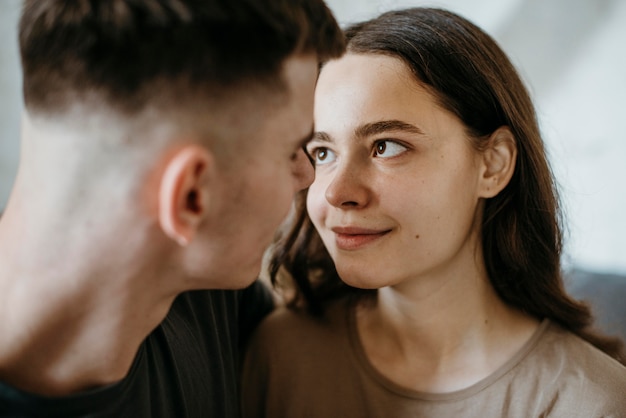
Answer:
[{"left": 19, "top": 0, "right": 345, "bottom": 114}]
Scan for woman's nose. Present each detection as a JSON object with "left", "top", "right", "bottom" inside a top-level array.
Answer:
[{"left": 324, "top": 162, "right": 370, "bottom": 209}]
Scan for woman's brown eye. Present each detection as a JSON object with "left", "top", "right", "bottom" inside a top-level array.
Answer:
[
  {"left": 373, "top": 140, "right": 407, "bottom": 158},
  {"left": 309, "top": 147, "right": 336, "bottom": 165}
]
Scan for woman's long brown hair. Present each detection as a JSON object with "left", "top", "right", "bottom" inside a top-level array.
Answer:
[{"left": 270, "top": 7, "right": 625, "bottom": 364}]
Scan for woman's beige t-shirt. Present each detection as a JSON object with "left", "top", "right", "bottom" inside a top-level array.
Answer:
[{"left": 242, "top": 298, "right": 626, "bottom": 418}]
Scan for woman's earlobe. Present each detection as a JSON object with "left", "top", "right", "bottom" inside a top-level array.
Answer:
[
  {"left": 478, "top": 126, "right": 517, "bottom": 198},
  {"left": 158, "top": 144, "right": 214, "bottom": 246}
]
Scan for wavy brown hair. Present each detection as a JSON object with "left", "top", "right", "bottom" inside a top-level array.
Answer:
[{"left": 270, "top": 7, "right": 625, "bottom": 364}]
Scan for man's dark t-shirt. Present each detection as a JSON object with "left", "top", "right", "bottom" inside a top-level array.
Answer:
[{"left": 0, "top": 281, "right": 274, "bottom": 417}]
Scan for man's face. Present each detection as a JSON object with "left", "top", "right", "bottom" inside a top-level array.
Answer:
[{"left": 187, "top": 54, "right": 318, "bottom": 289}]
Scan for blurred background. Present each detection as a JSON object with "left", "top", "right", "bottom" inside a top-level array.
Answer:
[{"left": 1, "top": 0, "right": 625, "bottom": 278}]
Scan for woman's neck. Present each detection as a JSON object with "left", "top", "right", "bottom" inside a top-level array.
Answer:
[{"left": 356, "top": 269, "right": 539, "bottom": 393}]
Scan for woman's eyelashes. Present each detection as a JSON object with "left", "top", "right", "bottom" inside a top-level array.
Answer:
[
  {"left": 306, "top": 139, "right": 409, "bottom": 166},
  {"left": 308, "top": 146, "right": 336, "bottom": 165},
  {"left": 372, "top": 140, "right": 408, "bottom": 158}
]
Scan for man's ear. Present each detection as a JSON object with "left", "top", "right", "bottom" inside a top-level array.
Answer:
[
  {"left": 478, "top": 126, "right": 517, "bottom": 198},
  {"left": 158, "top": 144, "right": 214, "bottom": 246}
]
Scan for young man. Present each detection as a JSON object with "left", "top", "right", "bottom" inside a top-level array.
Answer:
[{"left": 0, "top": 0, "right": 344, "bottom": 416}]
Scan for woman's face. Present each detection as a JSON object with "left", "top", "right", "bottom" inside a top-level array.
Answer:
[{"left": 307, "top": 53, "right": 486, "bottom": 290}]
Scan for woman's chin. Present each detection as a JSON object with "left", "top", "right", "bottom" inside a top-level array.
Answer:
[{"left": 338, "top": 272, "right": 387, "bottom": 290}]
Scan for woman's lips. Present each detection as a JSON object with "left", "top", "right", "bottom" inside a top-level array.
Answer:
[{"left": 331, "top": 226, "right": 391, "bottom": 250}]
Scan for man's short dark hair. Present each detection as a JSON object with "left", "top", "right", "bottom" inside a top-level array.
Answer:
[{"left": 19, "top": 0, "right": 345, "bottom": 114}]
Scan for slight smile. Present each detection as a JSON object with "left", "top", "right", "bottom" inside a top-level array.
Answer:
[{"left": 331, "top": 226, "right": 391, "bottom": 251}]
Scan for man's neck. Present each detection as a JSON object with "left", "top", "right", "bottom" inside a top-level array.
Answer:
[{"left": 0, "top": 207, "right": 178, "bottom": 396}]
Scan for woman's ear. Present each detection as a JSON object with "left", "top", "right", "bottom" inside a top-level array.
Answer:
[
  {"left": 158, "top": 144, "right": 214, "bottom": 246},
  {"left": 478, "top": 126, "right": 517, "bottom": 198}
]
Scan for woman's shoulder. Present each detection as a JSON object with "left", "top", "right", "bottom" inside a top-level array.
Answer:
[
  {"left": 537, "top": 322, "right": 626, "bottom": 375},
  {"left": 523, "top": 321, "right": 626, "bottom": 410}
]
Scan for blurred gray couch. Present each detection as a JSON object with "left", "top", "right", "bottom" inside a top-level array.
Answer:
[{"left": 565, "top": 268, "right": 626, "bottom": 342}]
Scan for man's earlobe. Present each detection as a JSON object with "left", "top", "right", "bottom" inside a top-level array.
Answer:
[
  {"left": 158, "top": 144, "right": 213, "bottom": 246},
  {"left": 478, "top": 126, "right": 517, "bottom": 198}
]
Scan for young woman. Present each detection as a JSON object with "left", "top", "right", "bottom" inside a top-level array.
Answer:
[{"left": 242, "top": 8, "right": 626, "bottom": 417}]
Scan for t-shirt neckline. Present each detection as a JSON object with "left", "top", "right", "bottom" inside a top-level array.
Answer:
[{"left": 346, "top": 299, "right": 551, "bottom": 402}]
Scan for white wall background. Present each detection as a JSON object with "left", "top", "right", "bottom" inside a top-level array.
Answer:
[
  {"left": 1, "top": 0, "right": 624, "bottom": 274},
  {"left": 0, "top": 0, "right": 22, "bottom": 211}
]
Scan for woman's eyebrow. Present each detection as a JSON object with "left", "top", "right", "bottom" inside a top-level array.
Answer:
[
  {"left": 312, "top": 120, "right": 424, "bottom": 144},
  {"left": 355, "top": 119, "right": 425, "bottom": 139},
  {"left": 311, "top": 131, "right": 332, "bottom": 143}
]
